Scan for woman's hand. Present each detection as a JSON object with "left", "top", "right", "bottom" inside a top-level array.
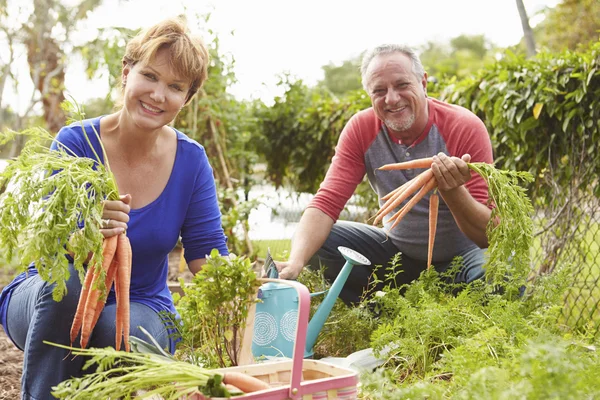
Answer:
[{"left": 101, "top": 194, "right": 131, "bottom": 237}]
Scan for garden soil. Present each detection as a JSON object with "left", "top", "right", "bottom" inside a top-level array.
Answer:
[{"left": 0, "top": 247, "right": 189, "bottom": 400}]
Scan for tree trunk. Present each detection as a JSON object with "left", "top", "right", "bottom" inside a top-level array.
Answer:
[
  {"left": 25, "top": 0, "right": 66, "bottom": 135},
  {"left": 516, "top": 0, "right": 537, "bottom": 57}
]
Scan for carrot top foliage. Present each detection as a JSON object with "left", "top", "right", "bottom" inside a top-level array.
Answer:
[{"left": 0, "top": 101, "right": 119, "bottom": 301}]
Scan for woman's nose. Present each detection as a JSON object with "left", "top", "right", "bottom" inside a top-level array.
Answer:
[{"left": 150, "top": 85, "right": 166, "bottom": 103}]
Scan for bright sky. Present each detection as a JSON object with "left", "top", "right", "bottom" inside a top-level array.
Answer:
[{"left": 2, "top": 0, "right": 560, "bottom": 113}]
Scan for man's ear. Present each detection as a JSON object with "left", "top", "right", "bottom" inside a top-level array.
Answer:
[{"left": 422, "top": 72, "right": 428, "bottom": 95}]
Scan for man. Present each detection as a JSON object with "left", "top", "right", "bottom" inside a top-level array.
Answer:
[{"left": 275, "top": 44, "right": 493, "bottom": 304}]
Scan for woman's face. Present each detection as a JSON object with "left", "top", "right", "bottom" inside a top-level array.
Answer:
[{"left": 121, "top": 48, "right": 189, "bottom": 131}]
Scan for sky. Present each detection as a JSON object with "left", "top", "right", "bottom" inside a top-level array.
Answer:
[{"left": 2, "top": 0, "right": 561, "bottom": 113}]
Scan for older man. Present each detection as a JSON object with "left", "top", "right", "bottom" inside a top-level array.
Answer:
[{"left": 276, "top": 44, "right": 493, "bottom": 304}]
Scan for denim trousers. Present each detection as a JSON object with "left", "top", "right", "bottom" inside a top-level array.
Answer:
[
  {"left": 309, "top": 220, "right": 486, "bottom": 305},
  {"left": 5, "top": 263, "right": 171, "bottom": 400}
]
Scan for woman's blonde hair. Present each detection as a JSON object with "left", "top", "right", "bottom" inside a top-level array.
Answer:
[{"left": 122, "top": 16, "right": 209, "bottom": 105}]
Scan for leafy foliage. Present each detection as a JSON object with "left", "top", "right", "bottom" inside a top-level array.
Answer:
[
  {"left": 253, "top": 76, "right": 370, "bottom": 193},
  {"left": 0, "top": 118, "right": 118, "bottom": 300},
  {"left": 174, "top": 250, "right": 261, "bottom": 368},
  {"left": 438, "top": 42, "right": 600, "bottom": 200},
  {"left": 536, "top": 0, "right": 600, "bottom": 52},
  {"left": 317, "top": 254, "right": 600, "bottom": 398},
  {"left": 420, "top": 34, "right": 498, "bottom": 80}
]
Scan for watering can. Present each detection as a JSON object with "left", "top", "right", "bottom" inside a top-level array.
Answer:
[{"left": 252, "top": 246, "right": 371, "bottom": 359}]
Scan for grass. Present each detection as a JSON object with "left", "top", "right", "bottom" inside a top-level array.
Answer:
[{"left": 251, "top": 239, "right": 291, "bottom": 260}]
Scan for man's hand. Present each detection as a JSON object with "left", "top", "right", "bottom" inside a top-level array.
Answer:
[
  {"left": 275, "top": 259, "right": 304, "bottom": 280},
  {"left": 431, "top": 153, "right": 472, "bottom": 192}
]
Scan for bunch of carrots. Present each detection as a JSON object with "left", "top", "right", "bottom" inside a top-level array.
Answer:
[
  {"left": 372, "top": 157, "right": 439, "bottom": 270},
  {"left": 70, "top": 232, "right": 132, "bottom": 351}
]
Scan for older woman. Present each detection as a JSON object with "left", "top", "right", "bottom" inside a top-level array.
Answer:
[{"left": 0, "top": 17, "right": 229, "bottom": 399}]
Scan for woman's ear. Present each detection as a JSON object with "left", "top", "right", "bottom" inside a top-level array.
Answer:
[{"left": 122, "top": 60, "right": 131, "bottom": 87}]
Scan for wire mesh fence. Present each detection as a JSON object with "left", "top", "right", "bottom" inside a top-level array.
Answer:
[{"left": 530, "top": 182, "right": 600, "bottom": 338}]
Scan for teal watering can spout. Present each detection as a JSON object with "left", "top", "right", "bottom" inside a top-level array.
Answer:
[{"left": 304, "top": 246, "right": 371, "bottom": 356}]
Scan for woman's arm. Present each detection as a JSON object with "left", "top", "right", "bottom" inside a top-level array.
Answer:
[{"left": 187, "top": 258, "right": 207, "bottom": 275}]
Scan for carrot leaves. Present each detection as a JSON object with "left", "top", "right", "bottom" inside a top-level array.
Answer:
[
  {"left": 0, "top": 114, "right": 118, "bottom": 301},
  {"left": 468, "top": 162, "right": 534, "bottom": 289}
]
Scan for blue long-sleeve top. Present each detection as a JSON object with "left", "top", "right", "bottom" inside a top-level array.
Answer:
[{"left": 0, "top": 117, "right": 229, "bottom": 348}]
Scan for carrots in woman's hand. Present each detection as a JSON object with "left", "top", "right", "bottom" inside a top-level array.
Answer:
[
  {"left": 78, "top": 234, "right": 119, "bottom": 349},
  {"left": 222, "top": 372, "right": 270, "bottom": 393},
  {"left": 90, "top": 259, "right": 118, "bottom": 332},
  {"left": 115, "top": 233, "right": 132, "bottom": 352},
  {"left": 428, "top": 192, "right": 439, "bottom": 270},
  {"left": 70, "top": 264, "right": 95, "bottom": 346},
  {"left": 70, "top": 231, "right": 133, "bottom": 352},
  {"left": 378, "top": 157, "right": 434, "bottom": 171}
]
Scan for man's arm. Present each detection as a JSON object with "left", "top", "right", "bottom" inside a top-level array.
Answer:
[
  {"left": 276, "top": 208, "right": 335, "bottom": 279},
  {"left": 432, "top": 153, "right": 491, "bottom": 248}
]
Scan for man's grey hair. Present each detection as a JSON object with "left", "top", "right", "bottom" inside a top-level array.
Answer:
[{"left": 360, "top": 44, "right": 426, "bottom": 91}]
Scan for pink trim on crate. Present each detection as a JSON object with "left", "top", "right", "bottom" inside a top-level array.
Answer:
[
  {"left": 299, "top": 374, "right": 358, "bottom": 396},
  {"left": 258, "top": 279, "right": 311, "bottom": 400}
]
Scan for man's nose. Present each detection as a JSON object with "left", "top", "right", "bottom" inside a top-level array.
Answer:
[{"left": 385, "top": 89, "right": 400, "bottom": 105}]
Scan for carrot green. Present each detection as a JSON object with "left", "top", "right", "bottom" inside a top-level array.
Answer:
[{"left": 0, "top": 101, "right": 119, "bottom": 301}]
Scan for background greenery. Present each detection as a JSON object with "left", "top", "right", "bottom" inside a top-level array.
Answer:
[{"left": 1, "top": 0, "right": 600, "bottom": 397}]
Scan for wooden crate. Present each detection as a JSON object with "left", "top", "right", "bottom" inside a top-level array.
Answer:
[{"left": 214, "top": 358, "right": 358, "bottom": 400}]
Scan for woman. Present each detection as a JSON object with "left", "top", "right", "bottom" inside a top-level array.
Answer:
[{"left": 0, "top": 17, "right": 229, "bottom": 399}]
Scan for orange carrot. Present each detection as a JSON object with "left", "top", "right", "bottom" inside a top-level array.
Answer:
[
  {"left": 89, "top": 258, "right": 118, "bottom": 332},
  {"left": 115, "top": 233, "right": 132, "bottom": 352},
  {"left": 70, "top": 265, "right": 95, "bottom": 345},
  {"left": 378, "top": 157, "right": 434, "bottom": 171},
  {"left": 388, "top": 176, "right": 438, "bottom": 231},
  {"left": 427, "top": 192, "right": 439, "bottom": 270},
  {"left": 373, "top": 168, "right": 434, "bottom": 225},
  {"left": 222, "top": 372, "right": 270, "bottom": 393},
  {"left": 79, "top": 234, "right": 119, "bottom": 349}
]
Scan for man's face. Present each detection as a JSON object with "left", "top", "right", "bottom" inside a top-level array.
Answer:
[{"left": 365, "top": 53, "right": 428, "bottom": 138}]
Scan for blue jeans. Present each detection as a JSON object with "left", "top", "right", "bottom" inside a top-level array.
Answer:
[
  {"left": 5, "top": 264, "right": 171, "bottom": 400},
  {"left": 309, "top": 220, "right": 486, "bottom": 304}
]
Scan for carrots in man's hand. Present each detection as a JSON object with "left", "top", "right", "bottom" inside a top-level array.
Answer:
[
  {"left": 373, "top": 168, "right": 434, "bottom": 225},
  {"left": 388, "top": 177, "right": 438, "bottom": 231},
  {"left": 380, "top": 180, "right": 410, "bottom": 201},
  {"left": 222, "top": 372, "right": 270, "bottom": 393},
  {"left": 428, "top": 192, "right": 439, "bottom": 270},
  {"left": 378, "top": 157, "right": 434, "bottom": 171}
]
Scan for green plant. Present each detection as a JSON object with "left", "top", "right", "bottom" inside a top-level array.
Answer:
[
  {"left": 173, "top": 250, "right": 261, "bottom": 368},
  {"left": 0, "top": 102, "right": 119, "bottom": 301},
  {"left": 47, "top": 340, "right": 234, "bottom": 399}
]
